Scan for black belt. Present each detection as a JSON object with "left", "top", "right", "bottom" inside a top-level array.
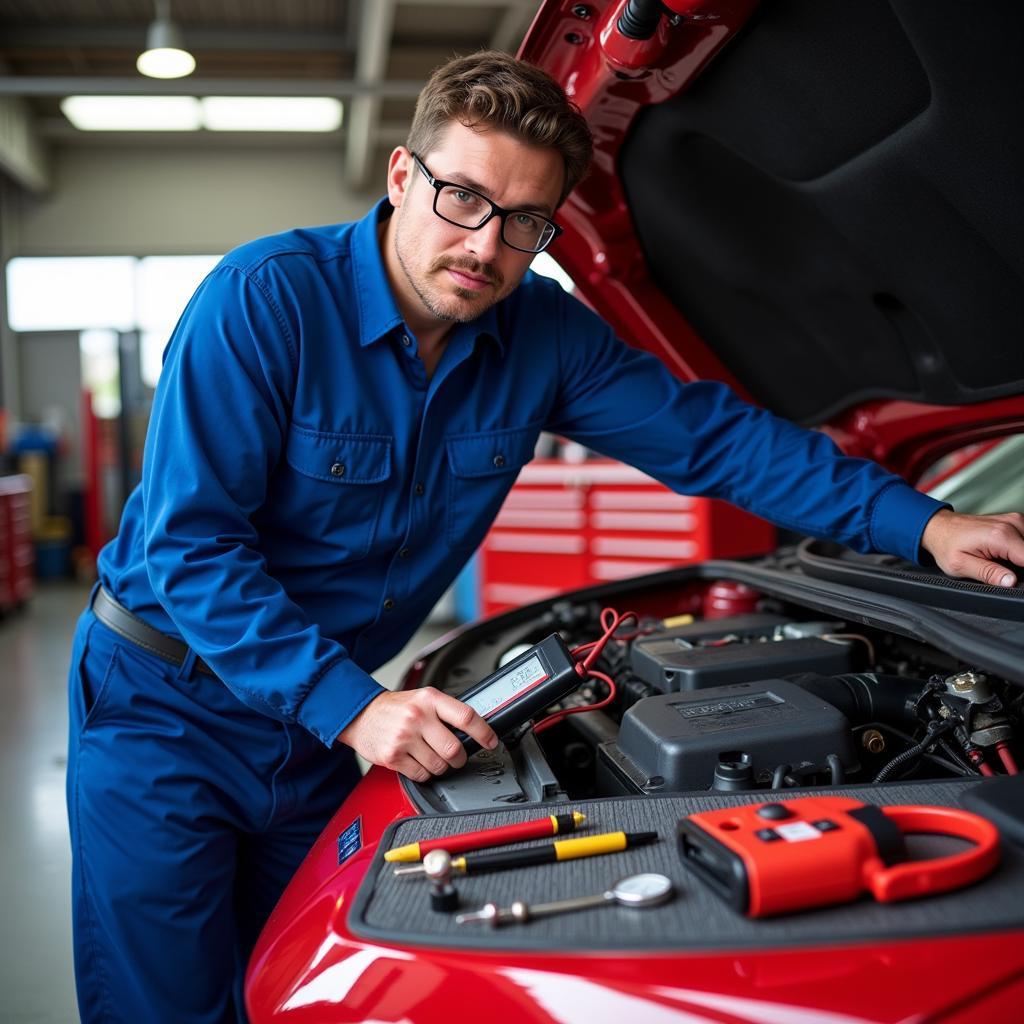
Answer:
[{"left": 92, "top": 586, "right": 215, "bottom": 676}]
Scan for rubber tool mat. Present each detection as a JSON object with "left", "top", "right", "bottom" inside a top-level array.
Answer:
[{"left": 348, "top": 779, "right": 1024, "bottom": 951}]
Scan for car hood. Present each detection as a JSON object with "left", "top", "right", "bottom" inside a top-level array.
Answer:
[{"left": 522, "top": 0, "right": 1024, "bottom": 480}]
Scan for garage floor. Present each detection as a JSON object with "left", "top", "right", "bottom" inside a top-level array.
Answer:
[{"left": 0, "top": 581, "right": 448, "bottom": 1024}]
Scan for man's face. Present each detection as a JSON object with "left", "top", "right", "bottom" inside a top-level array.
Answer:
[{"left": 384, "top": 120, "right": 565, "bottom": 332}]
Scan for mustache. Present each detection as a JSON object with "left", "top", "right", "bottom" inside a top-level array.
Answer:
[{"left": 431, "top": 256, "right": 503, "bottom": 288}]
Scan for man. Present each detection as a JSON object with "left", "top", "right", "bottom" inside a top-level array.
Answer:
[{"left": 67, "top": 50, "right": 1024, "bottom": 1023}]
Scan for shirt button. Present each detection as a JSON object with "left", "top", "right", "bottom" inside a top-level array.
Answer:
[
  {"left": 414, "top": 483, "right": 425, "bottom": 496},
  {"left": 383, "top": 598, "right": 395, "bottom": 611},
  {"left": 493, "top": 454, "right": 506, "bottom": 468},
  {"left": 330, "top": 462, "right": 346, "bottom": 477},
  {"left": 401, "top": 334, "right": 412, "bottom": 347},
  {"left": 399, "top": 547, "right": 411, "bottom": 559}
]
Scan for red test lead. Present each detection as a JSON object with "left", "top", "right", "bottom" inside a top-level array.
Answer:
[{"left": 384, "top": 811, "right": 587, "bottom": 863}]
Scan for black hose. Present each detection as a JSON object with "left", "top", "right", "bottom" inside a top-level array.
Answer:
[
  {"left": 617, "top": 0, "right": 668, "bottom": 40},
  {"left": 874, "top": 720, "right": 955, "bottom": 783},
  {"left": 826, "top": 753, "right": 844, "bottom": 785},
  {"left": 788, "top": 672, "right": 922, "bottom": 727},
  {"left": 771, "top": 763, "right": 791, "bottom": 790}
]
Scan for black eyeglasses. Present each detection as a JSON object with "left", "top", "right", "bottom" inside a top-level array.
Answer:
[{"left": 410, "top": 152, "right": 562, "bottom": 255}]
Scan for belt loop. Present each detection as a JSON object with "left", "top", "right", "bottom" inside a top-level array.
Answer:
[{"left": 177, "top": 648, "right": 198, "bottom": 681}]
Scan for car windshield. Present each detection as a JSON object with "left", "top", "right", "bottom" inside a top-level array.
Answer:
[{"left": 925, "top": 435, "right": 1024, "bottom": 514}]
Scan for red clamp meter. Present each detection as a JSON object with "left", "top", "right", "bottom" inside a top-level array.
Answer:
[{"left": 677, "top": 795, "right": 1000, "bottom": 917}]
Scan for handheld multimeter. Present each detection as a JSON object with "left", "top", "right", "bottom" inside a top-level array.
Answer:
[
  {"left": 453, "top": 633, "right": 581, "bottom": 755},
  {"left": 677, "top": 795, "right": 1000, "bottom": 917}
]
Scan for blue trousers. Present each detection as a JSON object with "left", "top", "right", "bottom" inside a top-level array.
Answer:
[{"left": 66, "top": 604, "right": 361, "bottom": 1023}]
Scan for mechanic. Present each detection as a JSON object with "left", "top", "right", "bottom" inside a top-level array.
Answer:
[{"left": 66, "top": 50, "right": 1024, "bottom": 1024}]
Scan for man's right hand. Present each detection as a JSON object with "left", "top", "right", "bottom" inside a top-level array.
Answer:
[{"left": 337, "top": 688, "right": 499, "bottom": 781}]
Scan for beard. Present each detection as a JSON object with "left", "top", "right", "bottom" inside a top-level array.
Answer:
[{"left": 394, "top": 217, "right": 509, "bottom": 324}]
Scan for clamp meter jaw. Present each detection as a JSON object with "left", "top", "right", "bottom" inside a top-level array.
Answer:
[
  {"left": 677, "top": 795, "right": 1000, "bottom": 917},
  {"left": 453, "top": 634, "right": 581, "bottom": 755}
]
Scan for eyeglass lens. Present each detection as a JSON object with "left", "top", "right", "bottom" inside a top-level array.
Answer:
[{"left": 435, "top": 185, "right": 554, "bottom": 253}]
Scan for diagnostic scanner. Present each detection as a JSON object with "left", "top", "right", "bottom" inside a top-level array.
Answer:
[
  {"left": 453, "top": 634, "right": 581, "bottom": 755},
  {"left": 677, "top": 795, "right": 1000, "bottom": 917}
]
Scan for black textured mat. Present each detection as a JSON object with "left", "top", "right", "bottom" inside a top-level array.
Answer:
[{"left": 348, "top": 780, "right": 1024, "bottom": 951}]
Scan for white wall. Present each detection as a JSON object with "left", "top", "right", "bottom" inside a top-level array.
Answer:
[
  {"left": 13, "top": 142, "right": 384, "bottom": 257},
  {"left": 2, "top": 141, "right": 388, "bottom": 416}
]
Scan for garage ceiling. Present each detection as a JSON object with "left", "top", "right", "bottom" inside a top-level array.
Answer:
[{"left": 0, "top": 0, "right": 540, "bottom": 189}]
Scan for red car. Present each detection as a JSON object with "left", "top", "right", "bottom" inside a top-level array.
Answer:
[{"left": 245, "top": 2, "right": 1024, "bottom": 1020}]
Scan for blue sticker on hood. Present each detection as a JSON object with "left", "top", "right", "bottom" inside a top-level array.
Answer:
[{"left": 337, "top": 817, "right": 362, "bottom": 865}]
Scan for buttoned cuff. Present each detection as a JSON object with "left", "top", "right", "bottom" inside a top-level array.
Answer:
[
  {"left": 297, "top": 657, "right": 387, "bottom": 748},
  {"left": 869, "top": 482, "right": 951, "bottom": 565}
]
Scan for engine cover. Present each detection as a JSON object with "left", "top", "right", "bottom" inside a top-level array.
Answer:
[
  {"left": 630, "top": 616, "right": 855, "bottom": 692},
  {"left": 612, "top": 678, "right": 858, "bottom": 792}
]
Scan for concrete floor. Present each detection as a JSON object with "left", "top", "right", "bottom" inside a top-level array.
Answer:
[{"left": 0, "top": 581, "right": 448, "bottom": 1024}]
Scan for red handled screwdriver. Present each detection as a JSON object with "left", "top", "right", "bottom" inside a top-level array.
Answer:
[{"left": 384, "top": 811, "right": 586, "bottom": 863}]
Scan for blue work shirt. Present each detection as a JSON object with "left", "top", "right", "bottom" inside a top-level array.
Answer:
[{"left": 98, "top": 198, "right": 946, "bottom": 749}]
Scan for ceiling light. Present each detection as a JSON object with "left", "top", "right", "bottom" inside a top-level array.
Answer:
[
  {"left": 61, "top": 96, "right": 202, "bottom": 131},
  {"left": 200, "top": 97, "right": 344, "bottom": 132},
  {"left": 137, "top": 0, "right": 195, "bottom": 80}
]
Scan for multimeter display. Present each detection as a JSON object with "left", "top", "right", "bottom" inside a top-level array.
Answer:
[
  {"left": 454, "top": 634, "right": 580, "bottom": 755},
  {"left": 463, "top": 654, "right": 548, "bottom": 719}
]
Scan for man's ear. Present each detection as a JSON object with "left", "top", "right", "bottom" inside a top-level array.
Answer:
[{"left": 386, "top": 147, "right": 413, "bottom": 208}]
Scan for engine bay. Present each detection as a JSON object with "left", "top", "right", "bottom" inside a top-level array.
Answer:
[{"left": 410, "top": 553, "right": 1023, "bottom": 815}]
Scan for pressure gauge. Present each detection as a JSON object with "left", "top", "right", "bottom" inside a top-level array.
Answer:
[{"left": 609, "top": 873, "right": 675, "bottom": 907}]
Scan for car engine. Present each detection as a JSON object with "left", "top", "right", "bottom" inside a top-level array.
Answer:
[{"left": 412, "top": 561, "right": 1022, "bottom": 814}]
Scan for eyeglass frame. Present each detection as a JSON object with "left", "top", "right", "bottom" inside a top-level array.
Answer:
[{"left": 409, "top": 151, "right": 563, "bottom": 254}]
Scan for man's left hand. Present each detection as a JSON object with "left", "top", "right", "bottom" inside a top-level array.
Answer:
[{"left": 920, "top": 508, "right": 1024, "bottom": 587}]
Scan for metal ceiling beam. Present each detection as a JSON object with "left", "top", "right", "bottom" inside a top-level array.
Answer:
[
  {"left": 0, "top": 27, "right": 355, "bottom": 53},
  {"left": 345, "top": 0, "right": 398, "bottom": 191},
  {"left": 400, "top": 0, "right": 534, "bottom": 6},
  {"left": 0, "top": 77, "right": 424, "bottom": 98},
  {"left": 33, "top": 118, "right": 411, "bottom": 146}
]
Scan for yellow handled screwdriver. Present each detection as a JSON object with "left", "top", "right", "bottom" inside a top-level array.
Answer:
[{"left": 393, "top": 830, "right": 658, "bottom": 877}]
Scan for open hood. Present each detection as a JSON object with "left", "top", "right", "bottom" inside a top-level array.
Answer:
[{"left": 522, "top": 0, "right": 1024, "bottom": 480}]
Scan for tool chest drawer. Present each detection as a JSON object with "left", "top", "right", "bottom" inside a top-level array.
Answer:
[
  {"left": 0, "top": 475, "right": 34, "bottom": 611},
  {"left": 479, "top": 460, "right": 775, "bottom": 615}
]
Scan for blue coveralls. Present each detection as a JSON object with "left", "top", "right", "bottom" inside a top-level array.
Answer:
[{"left": 67, "top": 198, "right": 946, "bottom": 1022}]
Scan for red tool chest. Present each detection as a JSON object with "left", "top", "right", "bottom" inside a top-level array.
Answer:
[
  {"left": 479, "top": 460, "right": 775, "bottom": 616},
  {"left": 0, "top": 475, "right": 34, "bottom": 612}
]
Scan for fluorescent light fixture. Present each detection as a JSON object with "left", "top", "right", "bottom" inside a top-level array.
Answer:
[
  {"left": 201, "top": 97, "right": 343, "bottom": 132},
  {"left": 61, "top": 95, "right": 201, "bottom": 131},
  {"left": 61, "top": 95, "right": 343, "bottom": 133},
  {"left": 137, "top": 0, "right": 195, "bottom": 79}
]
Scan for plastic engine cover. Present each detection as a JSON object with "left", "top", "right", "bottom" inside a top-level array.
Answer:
[{"left": 617, "top": 678, "right": 857, "bottom": 792}]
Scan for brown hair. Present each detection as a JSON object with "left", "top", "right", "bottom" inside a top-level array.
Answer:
[{"left": 407, "top": 50, "right": 593, "bottom": 206}]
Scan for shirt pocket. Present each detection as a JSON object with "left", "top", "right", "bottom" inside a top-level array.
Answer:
[
  {"left": 285, "top": 426, "right": 393, "bottom": 562},
  {"left": 445, "top": 423, "right": 539, "bottom": 551}
]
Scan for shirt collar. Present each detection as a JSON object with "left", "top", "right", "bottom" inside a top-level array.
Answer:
[
  {"left": 351, "top": 197, "right": 405, "bottom": 347},
  {"left": 351, "top": 196, "right": 506, "bottom": 356}
]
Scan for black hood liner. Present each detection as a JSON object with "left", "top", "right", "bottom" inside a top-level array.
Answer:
[
  {"left": 796, "top": 538, "right": 1024, "bottom": 621},
  {"left": 621, "top": 0, "right": 1024, "bottom": 425}
]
